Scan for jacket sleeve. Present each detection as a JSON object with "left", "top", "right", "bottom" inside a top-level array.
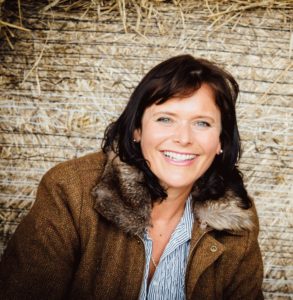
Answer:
[
  {"left": 0, "top": 170, "right": 81, "bottom": 299},
  {"left": 224, "top": 229, "right": 264, "bottom": 300}
]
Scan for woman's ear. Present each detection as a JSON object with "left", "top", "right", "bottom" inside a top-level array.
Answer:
[
  {"left": 133, "top": 128, "right": 141, "bottom": 142},
  {"left": 216, "top": 142, "right": 222, "bottom": 155}
]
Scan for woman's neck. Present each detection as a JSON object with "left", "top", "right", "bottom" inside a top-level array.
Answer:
[{"left": 151, "top": 187, "right": 191, "bottom": 222}]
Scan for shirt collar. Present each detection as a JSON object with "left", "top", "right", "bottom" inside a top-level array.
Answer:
[{"left": 174, "top": 194, "right": 194, "bottom": 240}]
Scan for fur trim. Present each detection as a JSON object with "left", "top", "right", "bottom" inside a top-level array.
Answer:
[
  {"left": 193, "top": 191, "right": 255, "bottom": 232},
  {"left": 93, "top": 152, "right": 152, "bottom": 236},
  {"left": 93, "top": 152, "right": 254, "bottom": 236}
]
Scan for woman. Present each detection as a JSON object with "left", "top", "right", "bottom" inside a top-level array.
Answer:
[{"left": 0, "top": 55, "right": 263, "bottom": 299}]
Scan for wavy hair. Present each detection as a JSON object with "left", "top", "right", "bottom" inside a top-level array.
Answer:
[{"left": 102, "top": 55, "right": 251, "bottom": 208}]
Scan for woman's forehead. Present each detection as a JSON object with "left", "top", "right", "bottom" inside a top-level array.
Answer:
[{"left": 142, "top": 85, "right": 220, "bottom": 119}]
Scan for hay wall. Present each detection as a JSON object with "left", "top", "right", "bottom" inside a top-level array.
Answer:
[{"left": 0, "top": 1, "right": 292, "bottom": 299}]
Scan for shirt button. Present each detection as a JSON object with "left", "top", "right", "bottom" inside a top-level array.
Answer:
[{"left": 210, "top": 245, "right": 218, "bottom": 252}]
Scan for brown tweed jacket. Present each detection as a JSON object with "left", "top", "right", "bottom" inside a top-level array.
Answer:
[{"left": 0, "top": 151, "right": 263, "bottom": 299}]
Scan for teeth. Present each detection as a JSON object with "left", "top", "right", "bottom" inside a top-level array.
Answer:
[{"left": 163, "top": 151, "right": 195, "bottom": 161}]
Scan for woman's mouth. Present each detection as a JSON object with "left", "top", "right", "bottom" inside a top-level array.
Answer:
[{"left": 162, "top": 151, "right": 196, "bottom": 162}]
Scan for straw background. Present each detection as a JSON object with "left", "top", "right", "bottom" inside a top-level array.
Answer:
[{"left": 0, "top": 0, "right": 292, "bottom": 298}]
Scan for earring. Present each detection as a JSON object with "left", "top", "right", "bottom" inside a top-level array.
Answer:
[{"left": 218, "top": 149, "right": 223, "bottom": 155}]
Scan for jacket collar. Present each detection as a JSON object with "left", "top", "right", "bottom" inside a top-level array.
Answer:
[{"left": 93, "top": 152, "right": 254, "bottom": 236}]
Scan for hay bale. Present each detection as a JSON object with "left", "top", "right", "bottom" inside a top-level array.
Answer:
[{"left": 0, "top": 1, "right": 292, "bottom": 298}]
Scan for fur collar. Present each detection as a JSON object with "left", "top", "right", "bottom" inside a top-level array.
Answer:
[{"left": 93, "top": 152, "right": 254, "bottom": 236}]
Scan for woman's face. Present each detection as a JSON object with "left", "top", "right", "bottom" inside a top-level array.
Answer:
[{"left": 134, "top": 83, "right": 222, "bottom": 195}]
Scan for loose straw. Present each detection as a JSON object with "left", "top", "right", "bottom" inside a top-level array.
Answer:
[{"left": 0, "top": 20, "right": 30, "bottom": 31}]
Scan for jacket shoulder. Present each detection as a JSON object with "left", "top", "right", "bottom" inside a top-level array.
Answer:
[{"left": 44, "top": 151, "right": 107, "bottom": 185}]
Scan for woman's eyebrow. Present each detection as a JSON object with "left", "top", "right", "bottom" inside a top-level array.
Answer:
[{"left": 152, "top": 111, "right": 177, "bottom": 117}]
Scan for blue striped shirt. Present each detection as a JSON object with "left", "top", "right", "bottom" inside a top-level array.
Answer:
[{"left": 139, "top": 195, "right": 194, "bottom": 300}]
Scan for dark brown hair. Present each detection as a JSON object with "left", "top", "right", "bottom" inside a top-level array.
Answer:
[{"left": 102, "top": 54, "right": 251, "bottom": 208}]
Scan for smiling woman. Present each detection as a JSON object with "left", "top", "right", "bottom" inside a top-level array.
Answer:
[
  {"left": 0, "top": 55, "right": 264, "bottom": 299},
  {"left": 133, "top": 84, "right": 222, "bottom": 196}
]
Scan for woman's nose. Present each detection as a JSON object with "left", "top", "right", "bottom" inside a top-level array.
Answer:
[{"left": 173, "top": 123, "right": 193, "bottom": 145}]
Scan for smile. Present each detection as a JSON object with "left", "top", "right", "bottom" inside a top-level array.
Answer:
[{"left": 162, "top": 151, "right": 196, "bottom": 162}]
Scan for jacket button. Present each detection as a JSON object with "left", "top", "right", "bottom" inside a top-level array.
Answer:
[{"left": 210, "top": 245, "right": 217, "bottom": 252}]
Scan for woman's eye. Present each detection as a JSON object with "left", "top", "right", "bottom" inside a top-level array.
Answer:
[
  {"left": 156, "top": 117, "right": 172, "bottom": 123},
  {"left": 195, "top": 121, "right": 210, "bottom": 128}
]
